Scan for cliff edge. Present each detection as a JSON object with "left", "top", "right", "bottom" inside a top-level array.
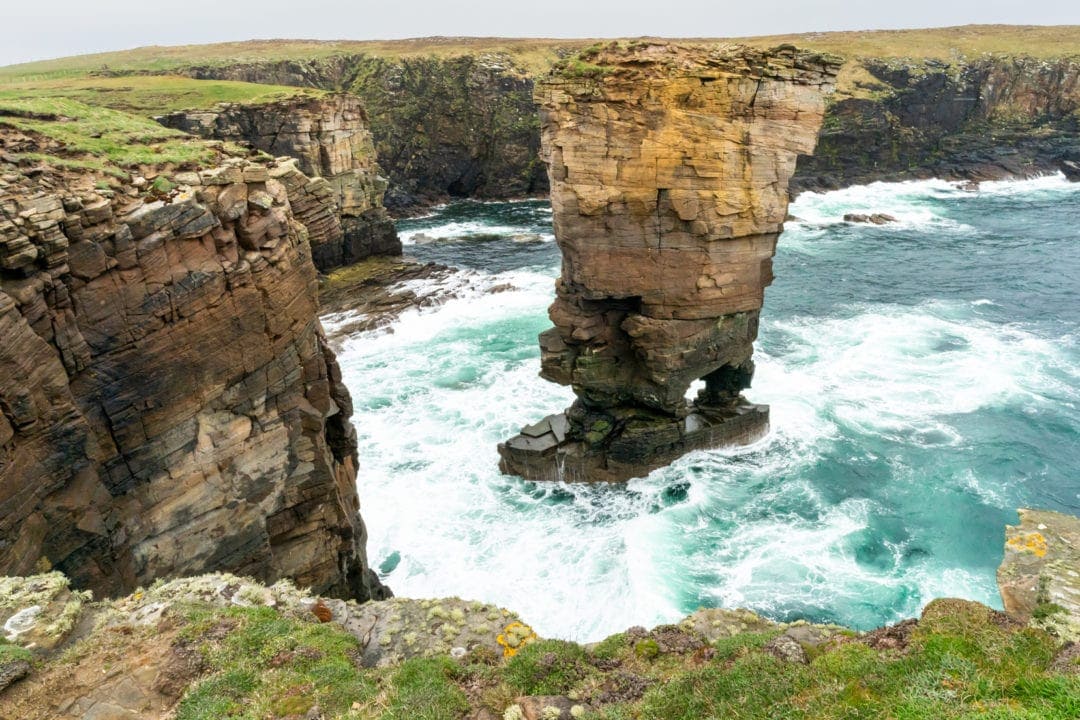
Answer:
[
  {"left": 0, "top": 120, "right": 388, "bottom": 602},
  {"left": 159, "top": 94, "right": 401, "bottom": 269}
]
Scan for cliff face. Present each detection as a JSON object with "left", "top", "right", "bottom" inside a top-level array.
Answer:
[
  {"left": 172, "top": 54, "right": 550, "bottom": 211},
  {"left": 498, "top": 43, "right": 841, "bottom": 482},
  {"left": 347, "top": 54, "right": 547, "bottom": 210},
  {"left": 171, "top": 51, "right": 1080, "bottom": 212},
  {"left": 794, "top": 56, "right": 1080, "bottom": 191},
  {"left": 0, "top": 150, "right": 388, "bottom": 602},
  {"left": 158, "top": 95, "right": 401, "bottom": 268}
]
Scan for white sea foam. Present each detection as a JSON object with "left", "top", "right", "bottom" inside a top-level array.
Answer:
[{"left": 331, "top": 185, "right": 1079, "bottom": 641}]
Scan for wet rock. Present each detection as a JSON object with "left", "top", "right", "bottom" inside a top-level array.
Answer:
[
  {"left": 499, "top": 43, "right": 839, "bottom": 482},
  {"left": 843, "top": 212, "right": 898, "bottom": 224}
]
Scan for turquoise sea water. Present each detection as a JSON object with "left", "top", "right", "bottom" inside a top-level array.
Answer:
[{"left": 330, "top": 176, "right": 1080, "bottom": 641}]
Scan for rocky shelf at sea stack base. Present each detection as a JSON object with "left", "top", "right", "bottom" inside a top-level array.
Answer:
[{"left": 499, "top": 42, "right": 842, "bottom": 482}]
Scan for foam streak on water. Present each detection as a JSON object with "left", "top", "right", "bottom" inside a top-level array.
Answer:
[{"left": 334, "top": 177, "right": 1080, "bottom": 641}]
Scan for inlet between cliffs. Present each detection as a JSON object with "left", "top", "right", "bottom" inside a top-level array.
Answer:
[{"left": 327, "top": 175, "right": 1080, "bottom": 642}]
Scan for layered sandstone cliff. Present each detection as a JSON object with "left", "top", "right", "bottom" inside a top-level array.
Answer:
[
  {"left": 499, "top": 43, "right": 841, "bottom": 482},
  {"left": 0, "top": 149, "right": 388, "bottom": 602},
  {"left": 158, "top": 94, "right": 401, "bottom": 268},
  {"left": 166, "top": 49, "right": 1079, "bottom": 208},
  {"left": 794, "top": 56, "right": 1080, "bottom": 192}
]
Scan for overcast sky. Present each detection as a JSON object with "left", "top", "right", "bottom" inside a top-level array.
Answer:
[{"left": 3, "top": 0, "right": 1078, "bottom": 67}]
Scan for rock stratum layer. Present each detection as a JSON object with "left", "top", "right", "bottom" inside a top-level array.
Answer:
[
  {"left": 499, "top": 43, "right": 841, "bottom": 482},
  {"left": 0, "top": 147, "right": 388, "bottom": 602},
  {"left": 154, "top": 44, "right": 1079, "bottom": 210},
  {"left": 158, "top": 94, "right": 401, "bottom": 268}
]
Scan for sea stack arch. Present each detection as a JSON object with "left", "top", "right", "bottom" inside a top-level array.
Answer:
[{"left": 499, "top": 42, "right": 841, "bottom": 482}]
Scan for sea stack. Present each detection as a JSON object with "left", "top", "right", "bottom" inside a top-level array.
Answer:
[{"left": 499, "top": 42, "right": 841, "bottom": 482}]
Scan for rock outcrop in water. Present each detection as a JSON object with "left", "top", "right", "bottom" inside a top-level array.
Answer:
[
  {"left": 0, "top": 147, "right": 388, "bottom": 602},
  {"left": 158, "top": 94, "right": 401, "bottom": 269},
  {"left": 498, "top": 43, "right": 841, "bottom": 482}
]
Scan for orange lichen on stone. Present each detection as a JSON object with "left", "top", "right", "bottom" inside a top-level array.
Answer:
[
  {"left": 1006, "top": 532, "right": 1048, "bottom": 558},
  {"left": 496, "top": 621, "right": 538, "bottom": 658}
]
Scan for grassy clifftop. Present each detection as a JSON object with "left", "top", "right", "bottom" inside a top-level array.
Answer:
[
  {"left": 0, "top": 76, "right": 323, "bottom": 177},
  {"left": 2, "top": 25, "right": 1078, "bottom": 85},
  {"left": 1, "top": 572, "right": 1078, "bottom": 719}
]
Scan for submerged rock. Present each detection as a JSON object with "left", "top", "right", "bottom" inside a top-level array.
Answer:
[
  {"left": 499, "top": 42, "right": 841, "bottom": 482},
  {"left": 843, "top": 212, "right": 898, "bottom": 224}
]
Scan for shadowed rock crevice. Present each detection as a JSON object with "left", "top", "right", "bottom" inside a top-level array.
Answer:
[{"left": 499, "top": 42, "right": 841, "bottom": 482}]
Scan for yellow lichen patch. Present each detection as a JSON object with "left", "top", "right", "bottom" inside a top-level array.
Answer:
[
  {"left": 496, "top": 621, "right": 538, "bottom": 658},
  {"left": 1007, "top": 532, "right": 1048, "bottom": 558}
]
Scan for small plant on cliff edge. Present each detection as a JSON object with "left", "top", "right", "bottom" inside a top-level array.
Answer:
[{"left": 503, "top": 639, "right": 591, "bottom": 695}]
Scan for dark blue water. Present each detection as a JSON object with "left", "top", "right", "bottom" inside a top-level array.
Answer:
[{"left": 333, "top": 177, "right": 1080, "bottom": 640}]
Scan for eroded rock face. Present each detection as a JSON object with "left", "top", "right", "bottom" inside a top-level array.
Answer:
[
  {"left": 997, "top": 508, "right": 1080, "bottom": 642},
  {"left": 159, "top": 94, "right": 401, "bottom": 269},
  {"left": 499, "top": 43, "right": 840, "bottom": 482},
  {"left": 0, "top": 154, "right": 388, "bottom": 602}
]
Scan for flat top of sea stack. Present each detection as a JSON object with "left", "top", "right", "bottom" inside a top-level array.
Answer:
[{"left": 544, "top": 40, "right": 844, "bottom": 85}]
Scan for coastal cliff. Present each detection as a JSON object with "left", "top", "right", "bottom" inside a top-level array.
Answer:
[
  {"left": 172, "top": 53, "right": 549, "bottom": 211},
  {"left": 131, "top": 39, "right": 1078, "bottom": 211},
  {"left": 499, "top": 43, "right": 841, "bottom": 481},
  {"left": 794, "top": 55, "right": 1080, "bottom": 191},
  {"left": 158, "top": 94, "right": 401, "bottom": 267},
  {"left": 0, "top": 131, "right": 387, "bottom": 602}
]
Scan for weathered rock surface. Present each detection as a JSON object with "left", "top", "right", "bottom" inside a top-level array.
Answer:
[
  {"left": 168, "top": 49, "right": 1080, "bottom": 209},
  {"left": 997, "top": 508, "right": 1080, "bottom": 642},
  {"left": 0, "top": 150, "right": 387, "bottom": 602},
  {"left": 159, "top": 94, "right": 401, "bottom": 268},
  {"left": 174, "top": 53, "right": 550, "bottom": 212},
  {"left": 793, "top": 56, "right": 1080, "bottom": 193},
  {"left": 499, "top": 43, "right": 840, "bottom": 481},
  {"left": 318, "top": 256, "right": 521, "bottom": 344},
  {"left": 0, "top": 572, "right": 535, "bottom": 716}
]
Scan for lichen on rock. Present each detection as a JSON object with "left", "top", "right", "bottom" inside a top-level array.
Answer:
[{"left": 997, "top": 508, "right": 1080, "bottom": 642}]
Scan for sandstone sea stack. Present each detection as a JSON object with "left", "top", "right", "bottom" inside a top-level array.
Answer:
[
  {"left": 0, "top": 148, "right": 388, "bottom": 602},
  {"left": 499, "top": 42, "right": 841, "bottom": 482}
]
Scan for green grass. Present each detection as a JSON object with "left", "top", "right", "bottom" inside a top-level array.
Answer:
[
  {"left": 503, "top": 639, "right": 591, "bottom": 695},
  {"left": 581, "top": 601, "right": 1080, "bottom": 720},
  {"left": 0, "top": 75, "right": 322, "bottom": 114},
  {"left": 1, "top": 25, "right": 1076, "bottom": 87},
  {"left": 174, "top": 604, "right": 472, "bottom": 720},
  {"left": 8, "top": 597, "right": 1074, "bottom": 720},
  {"left": 175, "top": 604, "right": 378, "bottom": 720},
  {"left": 0, "top": 95, "right": 220, "bottom": 171},
  {"left": 0, "top": 640, "right": 33, "bottom": 666}
]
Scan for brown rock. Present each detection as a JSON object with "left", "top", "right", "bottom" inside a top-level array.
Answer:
[
  {"left": 0, "top": 151, "right": 388, "bottom": 603},
  {"left": 159, "top": 95, "right": 400, "bottom": 269},
  {"left": 997, "top": 508, "right": 1080, "bottom": 641},
  {"left": 499, "top": 42, "right": 840, "bottom": 482}
]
